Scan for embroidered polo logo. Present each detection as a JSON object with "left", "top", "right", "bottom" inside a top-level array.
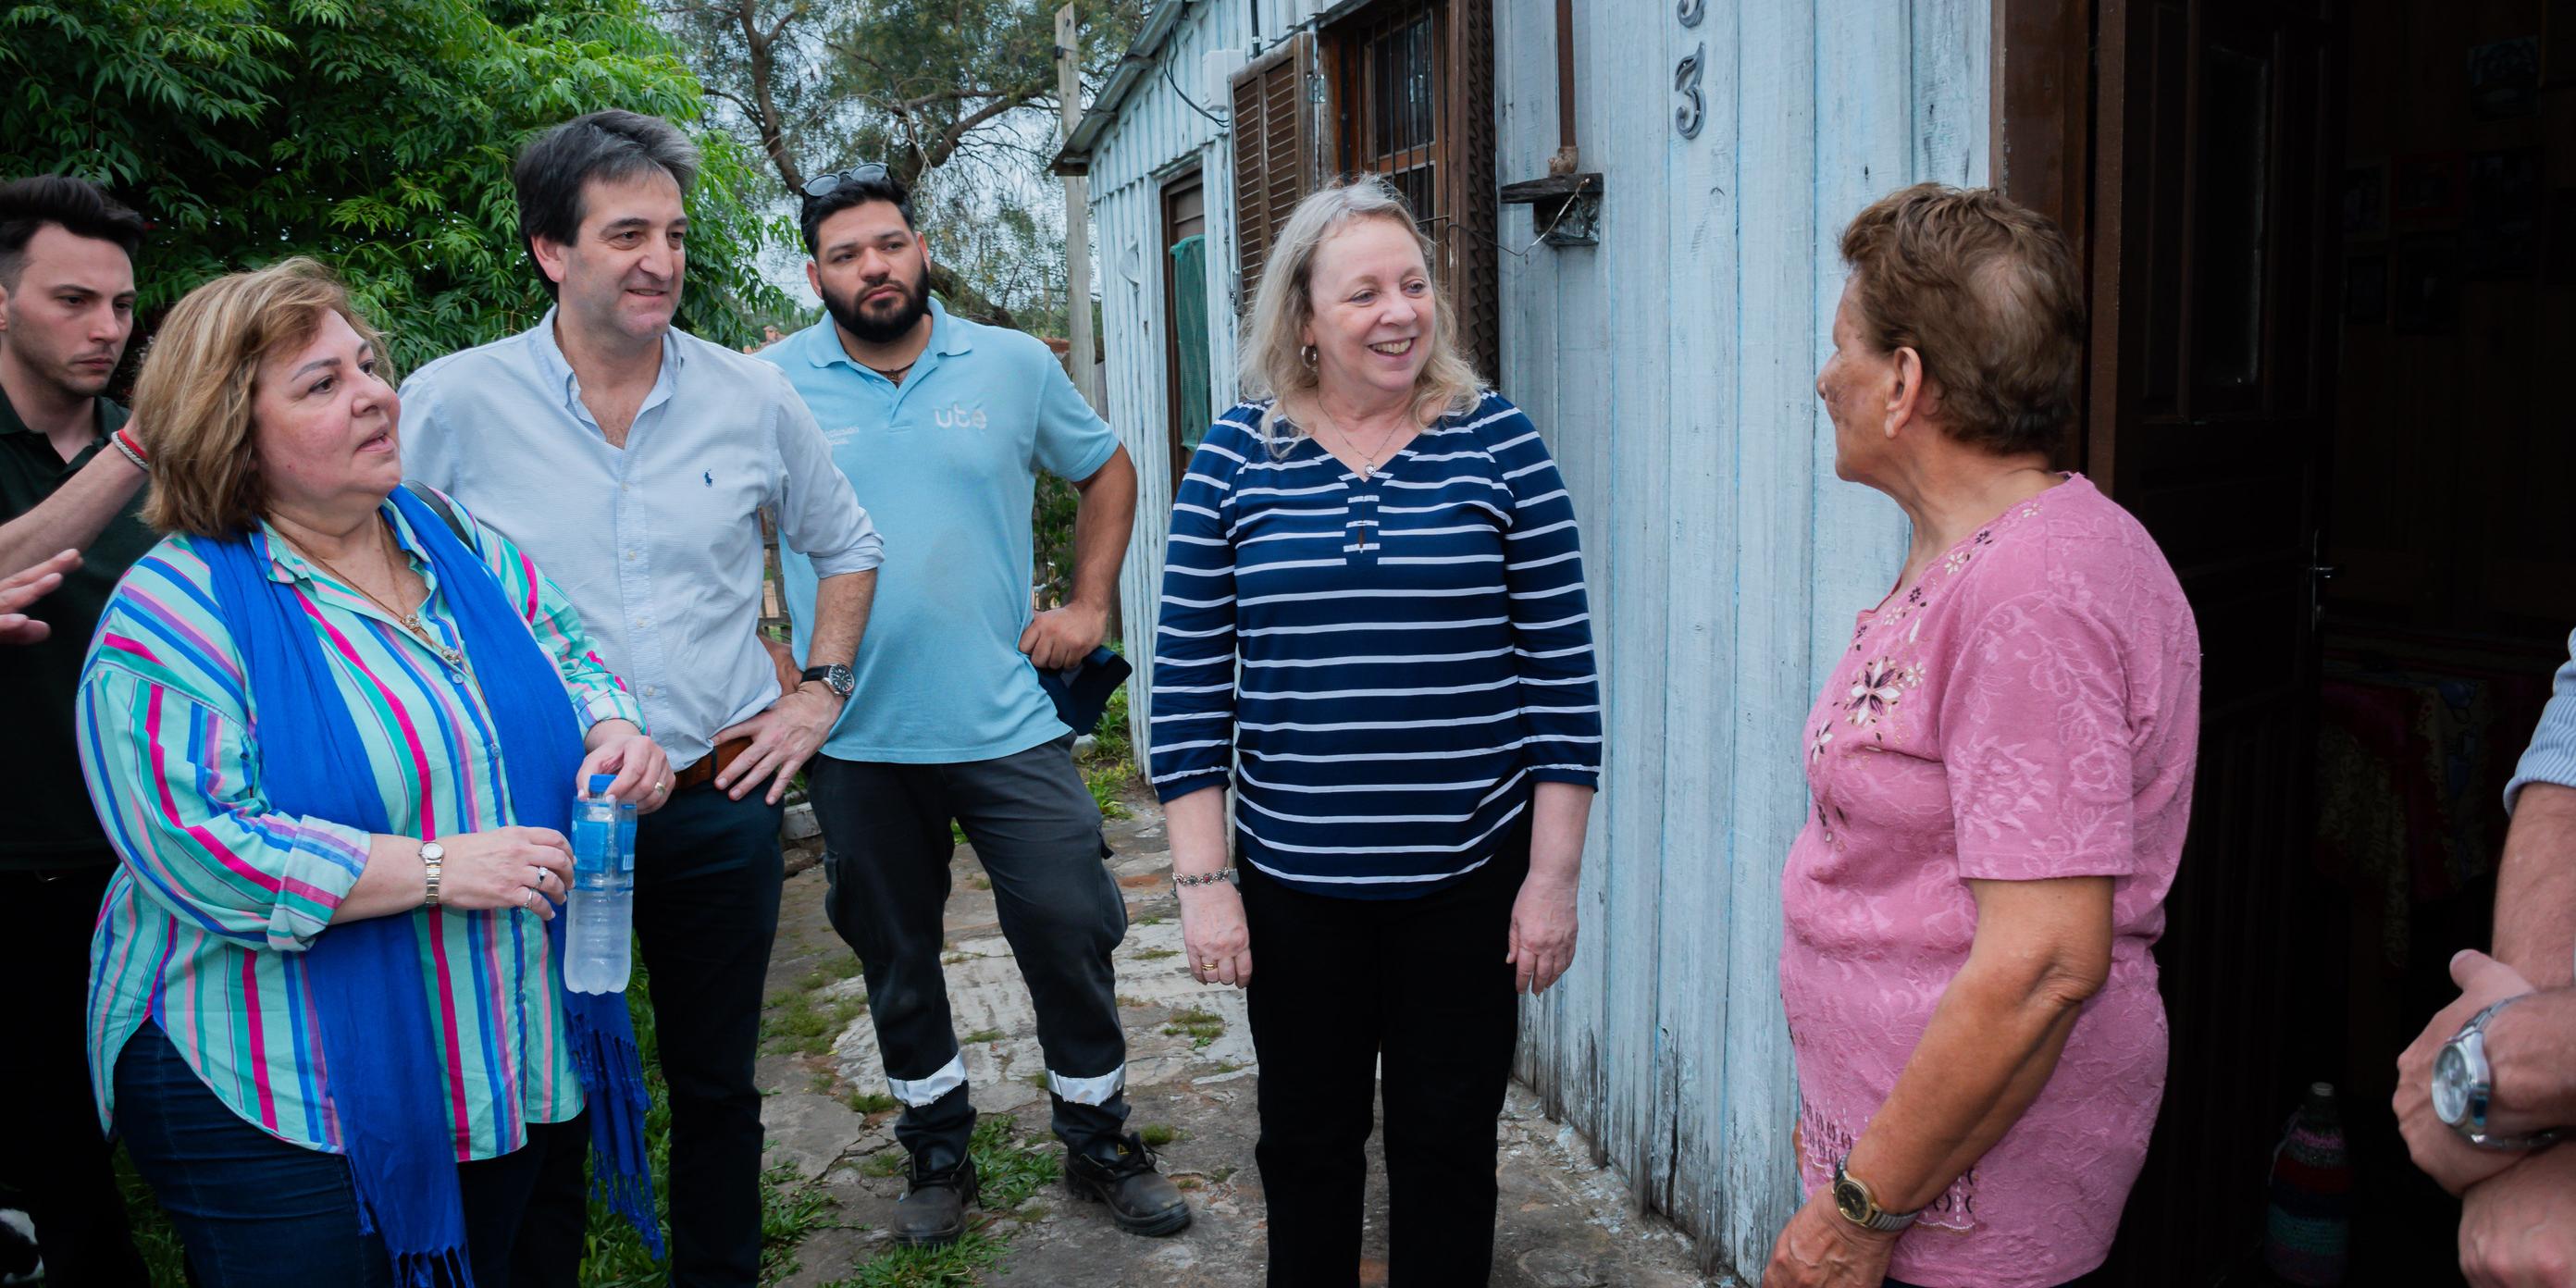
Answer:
[
  {"left": 933, "top": 402, "right": 987, "bottom": 431},
  {"left": 703, "top": 470, "right": 714, "bottom": 487}
]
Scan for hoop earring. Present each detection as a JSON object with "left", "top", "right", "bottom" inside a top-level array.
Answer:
[{"left": 1299, "top": 344, "right": 1319, "bottom": 369}]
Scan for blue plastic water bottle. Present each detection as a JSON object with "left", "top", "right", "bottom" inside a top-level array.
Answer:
[{"left": 564, "top": 774, "right": 637, "bottom": 994}]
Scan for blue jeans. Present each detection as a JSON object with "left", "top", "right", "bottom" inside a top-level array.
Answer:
[{"left": 113, "top": 1021, "right": 560, "bottom": 1287}]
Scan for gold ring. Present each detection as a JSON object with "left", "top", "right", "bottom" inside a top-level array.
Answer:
[{"left": 1202, "top": 960, "right": 1217, "bottom": 972}]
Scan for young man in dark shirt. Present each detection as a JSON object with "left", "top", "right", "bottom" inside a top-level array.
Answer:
[{"left": 0, "top": 174, "right": 154, "bottom": 1287}]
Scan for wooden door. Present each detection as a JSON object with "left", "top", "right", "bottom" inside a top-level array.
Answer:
[
  {"left": 1160, "top": 168, "right": 1208, "bottom": 492},
  {"left": 2086, "top": 1, "right": 2344, "bottom": 1282}
]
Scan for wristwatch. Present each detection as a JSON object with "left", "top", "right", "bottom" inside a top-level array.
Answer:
[
  {"left": 2434, "top": 995, "right": 2564, "bottom": 1151},
  {"left": 420, "top": 841, "right": 446, "bottom": 907},
  {"left": 1832, "top": 1157, "right": 1923, "bottom": 1233},
  {"left": 800, "top": 663, "right": 856, "bottom": 700}
]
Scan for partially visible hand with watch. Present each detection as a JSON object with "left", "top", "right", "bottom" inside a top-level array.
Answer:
[
  {"left": 2400, "top": 949, "right": 2576, "bottom": 1195},
  {"left": 1765, "top": 1165, "right": 1907, "bottom": 1288},
  {"left": 712, "top": 661, "right": 853, "bottom": 805}
]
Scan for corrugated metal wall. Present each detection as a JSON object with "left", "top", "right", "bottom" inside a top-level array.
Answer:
[{"left": 1089, "top": 0, "right": 1990, "bottom": 1278}]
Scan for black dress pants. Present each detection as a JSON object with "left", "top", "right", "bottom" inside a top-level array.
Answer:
[
  {"left": 0, "top": 866, "right": 148, "bottom": 1287},
  {"left": 514, "top": 785, "right": 786, "bottom": 1288},
  {"left": 1240, "top": 814, "right": 1530, "bottom": 1288},
  {"left": 806, "top": 736, "right": 1131, "bottom": 1164}
]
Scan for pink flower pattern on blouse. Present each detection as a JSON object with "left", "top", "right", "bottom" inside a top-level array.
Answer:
[{"left": 1780, "top": 476, "right": 2201, "bottom": 1288}]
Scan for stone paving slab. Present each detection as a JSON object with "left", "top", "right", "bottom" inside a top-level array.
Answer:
[{"left": 754, "top": 792, "right": 1721, "bottom": 1287}]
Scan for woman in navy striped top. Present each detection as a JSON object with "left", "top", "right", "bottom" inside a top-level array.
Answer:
[{"left": 1149, "top": 178, "right": 1602, "bottom": 1285}]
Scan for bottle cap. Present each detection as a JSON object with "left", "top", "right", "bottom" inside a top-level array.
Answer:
[{"left": 588, "top": 774, "right": 616, "bottom": 796}]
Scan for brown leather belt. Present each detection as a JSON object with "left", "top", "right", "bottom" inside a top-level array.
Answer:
[{"left": 672, "top": 737, "right": 755, "bottom": 794}]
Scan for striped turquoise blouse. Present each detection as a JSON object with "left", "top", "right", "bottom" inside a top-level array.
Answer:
[{"left": 76, "top": 493, "right": 643, "bottom": 1160}]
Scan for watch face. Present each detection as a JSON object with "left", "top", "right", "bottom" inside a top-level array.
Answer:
[
  {"left": 2434, "top": 1044, "right": 2471, "bottom": 1124},
  {"left": 1832, "top": 1176, "right": 1869, "bottom": 1224}
]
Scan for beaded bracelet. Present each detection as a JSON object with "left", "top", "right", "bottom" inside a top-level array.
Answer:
[
  {"left": 1171, "top": 868, "right": 1234, "bottom": 889},
  {"left": 108, "top": 426, "right": 150, "bottom": 473}
]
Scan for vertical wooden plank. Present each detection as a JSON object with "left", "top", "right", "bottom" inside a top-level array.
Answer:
[
  {"left": 1913, "top": 0, "right": 1993, "bottom": 186},
  {"left": 1493, "top": 0, "right": 1578, "bottom": 1112},
  {"left": 1810, "top": 3, "right": 1917, "bottom": 695},
  {"left": 1585, "top": 0, "right": 1675, "bottom": 1202},
  {"left": 1655, "top": 0, "right": 1741, "bottom": 1245},
  {"left": 1717, "top": 0, "right": 1817, "bottom": 1269}
]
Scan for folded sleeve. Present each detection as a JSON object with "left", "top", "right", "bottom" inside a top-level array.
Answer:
[
  {"left": 2505, "top": 627, "right": 2576, "bottom": 813},
  {"left": 770, "top": 373, "right": 885, "bottom": 578},
  {"left": 1146, "top": 433, "right": 1243, "bottom": 802},
  {"left": 77, "top": 654, "right": 370, "bottom": 953},
  {"left": 1940, "top": 590, "right": 2136, "bottom": 880},
  {"left": 1487, "top": 408, "right": 1602, "bottom": 788}
]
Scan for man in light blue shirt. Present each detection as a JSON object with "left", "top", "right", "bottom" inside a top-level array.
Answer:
[
  {"left": 398, "top": 111, "right": 883, "bottom": 1288},
  {"left": 761, "top": 167, "right": 1180, "bottom": 1246}
]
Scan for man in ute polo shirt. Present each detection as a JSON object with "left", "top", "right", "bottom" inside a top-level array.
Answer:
[
  {"left": 0, "top": 175, "right": 154, "bottom": 1286},
  {"left": 759, "top": 166, "right": 1185, "bottom": 1247}
]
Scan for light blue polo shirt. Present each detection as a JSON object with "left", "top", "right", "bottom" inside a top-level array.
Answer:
[{"left": 762, "top": 298, "right": 1121, "bottom": 763}]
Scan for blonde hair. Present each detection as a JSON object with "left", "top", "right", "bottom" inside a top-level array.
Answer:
[
  {"left": 135, "top": 259, "right": 392, "bottom": 537},
  {"left": 1236, "top": 177, "right": 1482, "bottom": 455}
]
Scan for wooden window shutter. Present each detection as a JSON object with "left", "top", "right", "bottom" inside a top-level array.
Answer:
[{"left": 1230, "top": 32, "right": 1319, "bottom": 314}]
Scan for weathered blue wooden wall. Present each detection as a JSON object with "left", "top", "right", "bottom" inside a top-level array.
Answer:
[
  {"left": 1494, "top": 2, "right": 1988, "bottom": 1277},
  {"left": 1083, "top": 0, "right": 1989, "bottom": 1278}
]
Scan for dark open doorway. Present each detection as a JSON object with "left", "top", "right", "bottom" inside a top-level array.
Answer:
[{"left": 2000, "top": 0, "right": 2575, "bottom": 1282}]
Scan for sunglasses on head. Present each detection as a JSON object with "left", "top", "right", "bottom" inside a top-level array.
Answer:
[{"left": 801, "top": 164, "right": 892, "bottom": 200}]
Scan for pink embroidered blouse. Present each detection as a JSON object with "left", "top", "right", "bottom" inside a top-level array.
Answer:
[{"left": 1779, "top": 475, "right": 2201, "bottom": 1287}]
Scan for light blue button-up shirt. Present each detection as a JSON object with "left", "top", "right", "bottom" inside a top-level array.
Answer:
[
  {"left": 398, "top": 310, "right": 884, "bottom": 770},
  {"left": 2508, "top": 628, "right": 2576, "bottom": 815}
]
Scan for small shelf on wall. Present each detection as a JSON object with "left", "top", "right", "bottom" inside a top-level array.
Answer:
[{"left": 1497, "top": 172, "right": 1602, "bottom": 247}]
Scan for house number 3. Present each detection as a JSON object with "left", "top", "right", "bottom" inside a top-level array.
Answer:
[{"left": 1674, "top": 41, "right": 1706, "bottom": 139}]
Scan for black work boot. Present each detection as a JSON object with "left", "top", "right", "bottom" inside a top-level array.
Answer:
[
  {"left": 1064, "top": 1133, "right": 1191, "bottom": 1236},
  {"left": 893, "top": 1151, "right": 979, "bottom": 1247}
]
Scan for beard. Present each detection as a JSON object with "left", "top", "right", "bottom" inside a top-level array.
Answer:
[{"left": 824, "top": 262, "right": 934, "bottom": 344}]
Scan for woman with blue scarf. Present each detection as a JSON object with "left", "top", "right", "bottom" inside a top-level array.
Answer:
[{"left": 73, "top": 259, "right": 666, "bottom": 1286}]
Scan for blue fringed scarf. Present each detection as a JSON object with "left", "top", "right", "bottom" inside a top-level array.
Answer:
[{"left": 201, "top": 486, "right": 661, "bottom": 1285}]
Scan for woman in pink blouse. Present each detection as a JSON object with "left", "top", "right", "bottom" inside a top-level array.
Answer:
[{"left": 1763, "top": 185, "right": 2201, "bottom": 1288}]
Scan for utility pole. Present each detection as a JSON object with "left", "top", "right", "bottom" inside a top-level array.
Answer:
[{"left": 1056, "top": 4, "right": 1098, "bottom": 412}]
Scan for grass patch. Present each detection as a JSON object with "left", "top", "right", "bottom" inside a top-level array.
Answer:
[
  {"left": 1021, "top": 1070, "right": 1051, "bottom": 1091},
  {"left": 861, "top": 1149, "right": 908, "bottom": 1178},
  {"left": 1161, "top": 1007, "right": 1224, "bottom": 1048},
  {"left": 1132, "top": 913, "right": 1162, "bottom": 926},
  {"left": 961, "top": 1027, "right": 1005, "bottom": 1044},
  {"left": 968, "top": 1113, "right": 1062, "bottom": 1211},
  {"left": 820, "top": 1228, "right": 1007, "bottom": 1288},
  {"left": 847, "top": 1089, "right": 900, "bottom": 1115},
  {"left": 965, "top": 873, "right": 990, "bottom": 891},
  {"left": 1137, "top": 1122, "right": 1180, "bottom": 1148},
  {"left": 1133, "top": 947, "right": 1178, "bottom": 962},
  {"left": 764, "top": 987, "right": 867, "bottom": 1056}
]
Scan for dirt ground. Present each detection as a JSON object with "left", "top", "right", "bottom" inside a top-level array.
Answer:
[{"left": 751, "top": 793, "right": 1721, "bottom": 1288}]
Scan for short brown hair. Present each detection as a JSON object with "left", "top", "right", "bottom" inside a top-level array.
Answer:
[
  {"left": 1837, "top": 183, "right": 2085, "bottom": 456},
  {"left": 134, "top": 259, "right": 391, "bottom": 537}
]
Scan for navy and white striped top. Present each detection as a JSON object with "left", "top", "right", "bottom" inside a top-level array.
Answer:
[{"left": 1147, "top": 392, "right": 1603, "bottom": 898}]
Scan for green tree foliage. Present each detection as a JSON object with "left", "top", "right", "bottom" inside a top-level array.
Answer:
[{"left": 1, "top": 0, "right": 795, "bottom": 373}]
